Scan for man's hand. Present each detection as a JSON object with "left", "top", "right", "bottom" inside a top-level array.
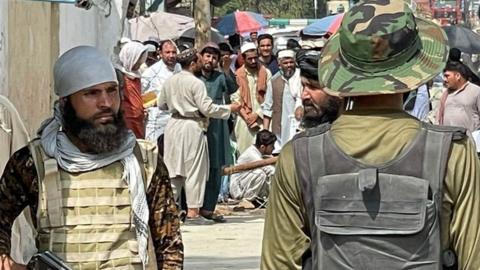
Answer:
[
  {"left": 230, "top": 103, "right": 241, "bottom": 113},
  {"left": 295, "top": 106, "right": 304, "bottom": 121},
  {"left": 246, "top": 113, "right": 259, "bottom": 126},
  {"left": 221, "top": 55, "right": 232, "bottom": 73},
  {"left": 0, "top": 255, "right": 26, "bottom": 270}
]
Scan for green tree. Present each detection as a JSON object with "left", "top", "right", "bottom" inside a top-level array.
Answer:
[{"left": 214, "top": 0, "right": 322, "bottom": 18}]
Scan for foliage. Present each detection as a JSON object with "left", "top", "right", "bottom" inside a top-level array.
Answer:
[{"left": 213, "top": 0, "right": 325, "bottom": 19}]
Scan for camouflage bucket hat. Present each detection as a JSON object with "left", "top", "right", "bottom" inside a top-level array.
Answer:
[{"left": 318, "top": 0, "right": 448, "bottom": 97}]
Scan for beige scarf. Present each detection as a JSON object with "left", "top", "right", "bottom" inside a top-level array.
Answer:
[{"left": 235, "top": 65, "right": 268, "bottom": 127}]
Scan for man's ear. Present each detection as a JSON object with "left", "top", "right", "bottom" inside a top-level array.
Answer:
[
  {"left": 259, "top": 145, "right": 266, "bottom": 152},
  {"left": 59, "top": 97, "right": 68, "bottom": 106}
]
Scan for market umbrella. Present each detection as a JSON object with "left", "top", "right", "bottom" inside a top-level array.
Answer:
[
  {"left": 129, "top": 11, "right": 194, "bottom": 41},
  {"left": 178, "top": 27, "right": 226, "bottom": 44},
  {"left": 302, "top": 13, "right": 344, "bottom": 36},
  {"left": 215, "top": 11, "right": 268, "bottom": 36},
  {"left": 442, "top": 25, "right": 480, "bottom": 54}
]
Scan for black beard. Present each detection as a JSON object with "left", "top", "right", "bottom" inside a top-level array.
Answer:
[
  {"left": 62, "top": 100, "right": 129, "bottom": 154},
  {"left": 302, "top": 97, "right": 341, "bottom": 128},
  {"left": 202, "top": 64, "right": 214, "bottom": 72}
]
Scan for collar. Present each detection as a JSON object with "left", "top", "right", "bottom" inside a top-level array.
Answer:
[
  {"left": 260, "top": 55, "right": 276, "bottom": 65},
  {"left": 449, "top": 81, "right": 469, "bottom": 95}
]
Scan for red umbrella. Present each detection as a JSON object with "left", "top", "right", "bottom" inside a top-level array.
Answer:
[
  {"left": 303, "top": 13, "right": 344, "bottom": 36},
  {"left": 216, "top": 11, "right": 269, "bottom": 35}
]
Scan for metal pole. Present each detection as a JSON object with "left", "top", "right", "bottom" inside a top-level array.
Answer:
[{"left": 314, "top": 0, "right": 318, "bottom": 18}]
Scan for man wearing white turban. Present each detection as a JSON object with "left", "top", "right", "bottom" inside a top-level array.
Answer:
[
  {"left": 0, "top": 46, "right": 183, "bottom": 269},
  {"left": 262, "top": 49, "right": 302, "bottom": 152}
]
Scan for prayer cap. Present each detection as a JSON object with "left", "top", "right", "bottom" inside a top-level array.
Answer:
[
  {"left": 241, "top": 42, "right": 257, "bottom": 54},
  {"left": 54, "top": 46, "right": 117, "bottom": 98},
  {"left": 176, "top": 48, "right": 198, "bottom": 63},
  {"left": 277, "top": 49, "right": 295, "bottom": 60}
]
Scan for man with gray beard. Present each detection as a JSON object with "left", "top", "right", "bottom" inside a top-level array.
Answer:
[
  {"left": 0, "top": 46, "right": 183, "bottom": 270},
  {"left": 262, "top": 49, "right": 303, "bottom": 152}
]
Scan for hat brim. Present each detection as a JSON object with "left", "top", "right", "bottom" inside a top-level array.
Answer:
[{"left": 318, "top": 18, "right": 448, "bottom": 97}]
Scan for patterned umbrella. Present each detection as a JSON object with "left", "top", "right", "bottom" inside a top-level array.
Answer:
[
  {"left": 302, "top": 13, "right": 344, "bottom": 36},
  {"left": 215, "top": 11, "right": 269, "bottom": 36}
]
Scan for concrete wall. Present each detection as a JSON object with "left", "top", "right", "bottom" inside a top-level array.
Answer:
[
  {"left": 1, "top": 0, "right": 128, "bottom": 137},
  {"left": 60, "top": 0, "right": 129, "bottom": 58},
  {"left": 7, "top": 1, "right": 59, "bottom": 136},
  {"left": 0, "top": 1, "right": 8, "bottom": 97}
]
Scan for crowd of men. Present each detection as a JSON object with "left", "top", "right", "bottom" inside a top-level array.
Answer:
[
  {"left": 114, "top": 33, "right": 320, "bottom": 225},
  {"left": 0, "top": 0, "right": 479, "bottom": 269}
]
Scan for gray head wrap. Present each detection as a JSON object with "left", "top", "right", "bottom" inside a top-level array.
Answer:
[{"left": 54, "top": 46, "right": 117, "bottom": 97}]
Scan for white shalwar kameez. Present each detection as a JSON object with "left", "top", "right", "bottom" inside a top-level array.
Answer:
[
  {"left": 230, "top": 145, "right": 275, "bottom": 201},
  {"left": 158, "top": 70, "right": 231, "bottom": 208},
  {"left": 141, "top": 60, "right": 181, "bottom": 142}
]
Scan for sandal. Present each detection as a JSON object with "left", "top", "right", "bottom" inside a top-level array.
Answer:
[{"left": 201, "top": 213, "right": 227, "bottom": 223}]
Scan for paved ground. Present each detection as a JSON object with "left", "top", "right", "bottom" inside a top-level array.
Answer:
[{"left": 182, "top": 209, "right": 265, "bottom": 270}]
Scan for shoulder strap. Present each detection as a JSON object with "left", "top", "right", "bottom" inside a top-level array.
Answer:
[
  {"left": 420, "top": 122, "right": 457, "bottom": 198},
  {"left": 292, "top": 123, "right": 331, "bottom": 141},
  {"left": 421, "top": 122, "right": 467, "bottom": 141},
  {"left": 28, "top": 139, "right": 45, "bottom": 182},
  {"left": 28, "top": 139, "right": 63, "bottom": 228},
  {"left": 133, "top": 139, "right": 158, "bottom": 189}
]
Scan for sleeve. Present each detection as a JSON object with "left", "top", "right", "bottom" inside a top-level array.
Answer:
[
  {"left": 147, "top": 156, "right": 183, "bottom": 270},
  {"left": 295, "top": 94, "right": 303, "bottom": 111},
  {"left": 410, "top": 85, "right": 430, "bottom": 121},
  {"left": 442, "top": 138, "right": 480, "bottom": 269},
  {"left": 261, "top": 143, "right": 310, "bottom": 270},
  {"left": 0, "top": 147, "right": 38, "bottom": 255},
  {"left": 193, "top": 81, "right": 231, "bottom": 119},
  {"left": 231, "top": 90, "right": 241, "bottom": 104},
  {"left": 157, "top": 81, "right": 169, "bottom": 111},
  {"left": 141, "top": 69, "right": 152, "bottom": 93},
  {"left": 255, "top": 71, "right": 273, "bottom": 118},
  {"left": 262, "top": 81, "right": 274, "bottom": 118}
]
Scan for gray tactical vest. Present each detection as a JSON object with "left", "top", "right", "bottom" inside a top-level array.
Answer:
[{"left": 293, "top": 122, "right": 466, "bottom": 270}]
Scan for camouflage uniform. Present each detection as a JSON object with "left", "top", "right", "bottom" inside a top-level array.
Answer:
[{"left": 0, "top": 147, "right": 183, "bottom": 269}]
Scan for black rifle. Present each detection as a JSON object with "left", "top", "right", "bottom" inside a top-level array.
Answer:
[{"left": 31, "top": 251, "right": 72, "bottom": 270}]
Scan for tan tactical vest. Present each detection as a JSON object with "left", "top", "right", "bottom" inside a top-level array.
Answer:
[{"left": 29, "top": 139, "right": 159, "bottom": 270}]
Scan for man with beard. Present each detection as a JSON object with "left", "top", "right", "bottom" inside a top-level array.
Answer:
[
  {"left": 262, "top": 50, "right": 303, "bottom": 152},
  {"left": 142, "top": 40, "right": 181, "bottom": 142},
  {"left": 262, "top": 1, "right": 480, "bottom": 269},
  {"left": 0, "top": 46, "right": 183, "bottom": 270},
  {"left": 158, "top": 48, "right": 240, "bottom": 223},
  {"left": 296, "top": 49, "right": 343, "bottom": 128},
  {"left": 232, "top": 42, "right": 272, "bottom": 154},
  {"left": 196, "top": 43, "right": 237, "bottom": 222},
  {"left": 257, "top": 34, "right": 279, "bottom": 75}
]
